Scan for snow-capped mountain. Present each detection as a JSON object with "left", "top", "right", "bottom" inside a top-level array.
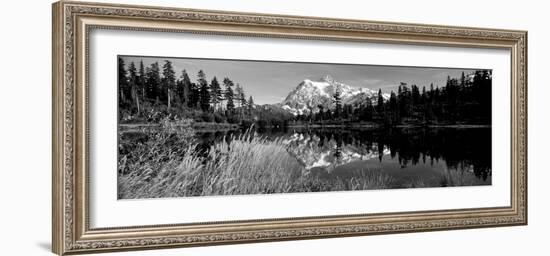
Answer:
[{"left": 281, "top": 75, "right": 390, "bottom": 115}]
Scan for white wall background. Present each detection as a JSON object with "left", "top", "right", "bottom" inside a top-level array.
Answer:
[{"left": 0, "top": 0, "right": 547, "bottom": 255}]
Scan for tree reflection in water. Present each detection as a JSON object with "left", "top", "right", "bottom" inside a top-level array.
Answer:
[{"left": 193, "top": 126, "right": 492, "bottom": 188}]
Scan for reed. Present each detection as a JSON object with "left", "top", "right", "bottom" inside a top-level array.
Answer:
[{"left": 119, "top": 124, "right": 399, "bottom": 199}]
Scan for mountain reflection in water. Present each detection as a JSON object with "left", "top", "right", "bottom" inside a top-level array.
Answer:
[{"left": 196, "top": 127, "right": 492, "bottom": 188}]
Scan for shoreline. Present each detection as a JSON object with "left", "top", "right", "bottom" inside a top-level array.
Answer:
[
  {"left": 120, "top": 122, "right": 491, "bottom": 132},
  {"left": 286, "top": 122, "right": 490, "bottom": 129},
  {"left": 119, "top": 122, "right": 240, "bottom": 132}
]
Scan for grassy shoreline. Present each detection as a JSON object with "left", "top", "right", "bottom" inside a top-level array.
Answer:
[
  {"left": 119, "top": 122, "right": 240, "bottom": 132},
  {"left": 117, "top": 126, "right": 397, "bottom": 199}
]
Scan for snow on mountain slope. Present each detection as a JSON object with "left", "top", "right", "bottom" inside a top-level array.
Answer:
[{"left": 281, "top": 75, "right": 389, "bottom": 115}]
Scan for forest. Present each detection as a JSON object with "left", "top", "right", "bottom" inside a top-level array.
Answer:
[
  {"left": 118, "top": 57, "right": 292, "bottom": 127},
  {"left": 118, "top": 57, "right": 492, "bottom": 128},
  {"left": 295, "top": 71, "right": 492, "bottom": 126}
]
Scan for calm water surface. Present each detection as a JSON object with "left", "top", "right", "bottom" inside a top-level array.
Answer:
[{"left": 195, "top": 127, "right": 492, "bottom": 188}]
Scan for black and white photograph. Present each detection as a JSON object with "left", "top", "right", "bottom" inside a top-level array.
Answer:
[
  {"left": 116, "top": 55, "right": 492, "bottom": 199},
  {"left": 1, "top": 0, "right": 540, "bottom": 255}
]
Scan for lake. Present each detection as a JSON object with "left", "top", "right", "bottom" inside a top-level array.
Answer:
[{"left": 194, "top": 126, "right": 492, "bottom": 189}]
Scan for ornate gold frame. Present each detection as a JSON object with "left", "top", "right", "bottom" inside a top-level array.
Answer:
[{"left": 52, "top": 1, "right": 527, "bottom": 255}]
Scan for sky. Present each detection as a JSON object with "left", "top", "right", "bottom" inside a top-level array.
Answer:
[{"left": 120, "top": 55, "right": 483, "bottom": 105}]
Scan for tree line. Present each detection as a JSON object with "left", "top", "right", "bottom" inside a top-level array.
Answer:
[
  {"left": 118, "top": 58, "right": 257, "bottom": 124},
  {"left": 295, "top": 70, "right": 492, "bottom": 125},
  {"left": 119, "top": 58, "right": 492, "bottom": 127}
]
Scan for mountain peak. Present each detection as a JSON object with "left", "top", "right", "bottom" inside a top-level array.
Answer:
[{"left": 281, "top": 76, "right": 388, "bottom": 116}]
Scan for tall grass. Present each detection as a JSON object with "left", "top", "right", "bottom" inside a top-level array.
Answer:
[
  {"left": 438, "top": 165, "right": 483, "bottom": 187},
  {"left": 118, "top": 123, "right": 398, "bottom": 199},
  {"left": 118, "top": 125, "right": 306, "bottom": 199}
]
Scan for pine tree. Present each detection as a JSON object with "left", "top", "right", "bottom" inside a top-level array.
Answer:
[
  {"left": 234, "top": 84, "right": 244, "bottom": 107},
  {"left": 422, "top": 86, "right": 433, "bottom": 122},
  {"left": 460, "top": 71, "right": 466, "bottom": 87},
  {"left": 138, "top": 60, "right": 146, "bottom": 102},
  {"left": 363, "top": 99, "right": 373, "bottom": 121},
  {"left": 235, "top": 84, "right": 247, "bottom": 118},
  {"left": 146, "top": 62, "right": 161, "bottom": 102},
  {"left": 376, "top": 89, "right": 385, "bottom": 117},
  {"left": 177, "top": 70, "right": 191, "bottom": 107},
  {"left": 317, "top": 105, "right": 325, "bottom": 121},
  {"left": 223, "top": 77, "right": 235, "bottom": 113},
  {"left": 421, "top": 86, "right": 427, "bottom": 103},
  {"left": 198, "top": 70, "right": 210, "bottom": 111},
  {"left": 162, "top": 60, "right": 176, "bottom": 109},
  {"left": 144, "top": 66, "right": 151, "bottom": 100},
  {"left": 127, "top": 62, "right": 139, "bottom": 113},
  {"left": 389, "top": 91, "right": 399, "bottom": 124},
  {"left": 333, "top": 85, "right": 342, "bottom": 119},
  {"left": 247, "top": 96, "right": 254, "bottom": 116},
  {"left": 118, "top": 58, "right": 128, "bottom": 104},
  {"left": 429, "top": 83, "right": 435, "bottom": 103},
  {"left": 188, "top": 82, "right": 200, "bottom": 109},
  {"left": 199, "top": 83, "right": 210, "bottom": 112},
  {"left": 210, "top": 77, "right": 222, "bottom": 111},
  {"left": 398, "top": 84, "right": 410, "bottom": 118},
  {"left": 240, "top": 90, "right": 247, "bottom": 108},
  {"left": 342, "top": 104, "right": 352, "bottom": 120},
  {"left": 411, "top": 85, "right": 420, "bottom": 107}
]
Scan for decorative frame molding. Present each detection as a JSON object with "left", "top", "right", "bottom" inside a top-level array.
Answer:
[{"left": 52, "top": 1, "right": 527, "bottom": 255}]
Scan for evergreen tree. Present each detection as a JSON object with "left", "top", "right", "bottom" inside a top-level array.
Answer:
[
  {"left": 389, "top": 91, "right": 399, "bottom": 124},
  {"left": 316, "top": 105, "right": 324, "bottom": 121},
  {"left": 234, "top": 84, "right": 244, "bottom": 107},
  {"left": 197, "top": 70, "right": 210, "bottom": 112},
  {"left": 342, "top": 104, "right": 353, "bottom": 120},
  {"left": 247, "top": 96, "right": 254, "bottom": 116},
  {"left": 223, "top": 77, "right": 235, "bottom": 113},
  {"left": 235, "top": 84, "right": 247, "bottom": 118},
  {"left": 460, "top": 71, "right": 466, "bottom": 87},
  {"left": 398, "top": 84, "right": 411, "bottom": 118},
  {"left": 429, "top": 83, "right": 435, "bottom": 103},
  {"left": 118, "top": 58, "right": 129, "bottom": 104},
  {"left": 333, "top": 85, "right": 342, "bottom": 119},
  {"left": 138, "top": 60, "right": 146, "bottom": 102},
  {"left": 445, "top": 76, "right": 459, "bottom": 121},
  {"left": 210, "top": 77, "right": 222, "bottom": 111},
  {"left": 411, "top": 84, "right": 420, "bottom": 107},
  {"left": 188, "top": 82, "right": 200, "bottom": 109},
  {"left": 177, "top": 70, "right": 191, "bottom": 107},
  {"left": 199, "top": 83, "right": 210, "bottom": 112},
  {"left": 146, "top": 62, "right": 161, "bottom": 102},
  {"left": 363, "top": 99, "right": 373, "bottom": 121},
  {"left": 197, "top": 70, "right": 208, "bottom": 87},
  {"left": 240, "top": 89, "right": 247, "bottom": 107},
  {"left": 325, "top": 109, "right": 333, "bottom": 120},
  {"left": 127, "top": 62, "right": 139, "bottom": 113},
  {"left": 376, "top": 89, "right": 385, "bottom": 117},
  {"left": 421, "top": 86, "right": 429, "bottom": 121},
  {"left": 162, "top": 60, "right": 176, "bottom": 109},
  {"left": 421, "top": 86, "right": 427, "bottom": 104}
]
